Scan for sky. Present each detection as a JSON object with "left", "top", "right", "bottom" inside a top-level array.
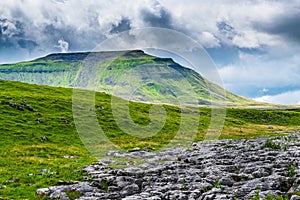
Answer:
[{"left": 0, "top": 0, "right": 300, "bottom": 104}]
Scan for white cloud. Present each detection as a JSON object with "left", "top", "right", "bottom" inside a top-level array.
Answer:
[
  {"left": 231, "top": 31, "right": 282, "bottom": 49},
  {"left": 218, "top": 49, "right": 300, "bottom": 97},
  {"left": 254, "top": 90, "right": 300, "bottom": 105},
  {"left": 159, "top": 0, "right": 288, "bottom": 49},
  {"left": 0, "top": 0, "right": 293, "bottom": 52},
  {"left": 198, "top": 31, "right": 220, "bottom": 48},
  {"left": 219, "top": 63, "right": 297, "bottom": 89},
  {"left": 57, "top": 39, "right": 69, "bottom": 53},
  {"left": 0, "top": 19, "right": 19, "bottom": 37},
  {"left": 0, "top": 0, "right": 300, "bottom": 100}
]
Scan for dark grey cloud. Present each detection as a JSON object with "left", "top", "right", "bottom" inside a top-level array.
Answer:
[
  {"left": 17, "top": 39, "right": 37, "bottom": 52},
  {"left": 0, "top": 18, "right": 27, "bottom": 49},
  {"left": 43, "top": 24, "right": 73, "bottom": 48},
  {"left": 0, "top": 18, "right": 24, "bottom": 38},
  {"left": 0, "top": 1, "right": 178, "bottom": 63},
  {"left": 140, "top": 7, "right": 173, "bottom": 28},
  {"left": 43, "top": 23, "right": 106, "bottom": 52},
  {"left": 0, "top": 0, "right": 178, "bottom": 63},
  {"left": 255, "top": 10, "right": 300, "bottom": 43},
  {"left": 109, "top": 18, "right": 131, "bottom": 34},
  {"left": 0, "top": 15, "right": 105, "bottom": 59}
]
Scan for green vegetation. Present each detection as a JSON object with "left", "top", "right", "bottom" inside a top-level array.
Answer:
[
  {"left": 213, "top": 177, "right": 221, "bottom": 188},
  {"left": 287, "top": 163, "right": 297, "bottom": 178},
  {"left": 64, "top": 190, "right": 82, "bottom": 199},
  {"left": 251, "top": 189, "right": 260, "bottom": 200},
  {"left": 0, "top": 80, "right": 300, "bottom": 199},
  {"left": 251, "top": 190, "right": 289, "bottom": 200},
  {"left": 263, "top": 194, "right": 289, "bottom": 200},
  {"left": 291, "top": 191, "right": 300, "bottom": 197},
  {"left": 0, "top": 50, "right": 259, "bottom": 106},
  {"left": 0, "top": 80, "right": 96, "bottom": 199},
  {"left": 261, "top": 138, "right": 282, "bottom": 150},
  {"left": 251, "top": 189, "right": 289, "bottom": 200}
]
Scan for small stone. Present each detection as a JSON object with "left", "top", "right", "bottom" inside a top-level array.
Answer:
[
  {"left": 40, "top": 136, "right": 48, "bottom": 142},
  {"left": 121, "top": 184, "right": 140, "bottom": 196},
  {"left": 36, "top": 188, "right": 51, "bottom": 195},
  {"left": 41, "top": 169, "right": 49, "bottom": 175},
  {"left": 291, "top": 195, "right": 300, "bottom": 200},
  {"left": 268, "top": 125, "right": 273, "bottom": 129},
  {"left": 252, "top": 168, "right": 270, "bottom": 178},
  {"left": 219, "top": 176, "right": 234, "bottom": 187},
  {"left": 83, "top": 166, "right": 95, "bottom": 173},
  {"left": 50, "top": 191, "right": 70, "bottom": 200}
]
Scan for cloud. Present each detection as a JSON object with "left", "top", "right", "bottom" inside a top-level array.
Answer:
[
  {"left": 57, "top": 39, "right": 68, "bottom": 53},
  {"left": 262, "top": 88, "right": 269, "bottom": 93},
  {"left": 255, "top": 6, "right": 300, "bottom": 44},
  {"left": 109, "top": 18, "right": 131, "bottom": 34},
  {"left": 198, "top": 31, "right": 220, "bottom": 48},
  {"left": 0, "top": 18, "right": 25, "bottom": 46},
  {"left": 218, "top": 48, "right": 300, "bottom": 98},
  {"left": 52, "top": 0, "right": 66, "bottom": 3},
  {"left": 140, "top": 4, "right": 173, "bottom": 28},
  {"left": 0, "top": 0, "right": 296, "bottom": 57},
  {"left": 0, "top": 0, "right": 176, "bottom": 61},
  {"left": 157, "top": 0, "right": 288, "bottom": 49},
  {"left": 0, "top": 18, "right": 21, "bottom": 37},
  {"left": 0, "top": 0, "right": 300, "bottom": 104},
  {"left": 254, "top": 90, "right": 300, "bottom": 105}
]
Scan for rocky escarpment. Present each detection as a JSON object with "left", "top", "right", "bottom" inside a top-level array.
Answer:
[{"left": 37, "top": 131, "right": 300, "bottom": 200}]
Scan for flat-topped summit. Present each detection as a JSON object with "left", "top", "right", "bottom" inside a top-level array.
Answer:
[{"left": 0, "top": 50, "right": 259, "bottom": 106}]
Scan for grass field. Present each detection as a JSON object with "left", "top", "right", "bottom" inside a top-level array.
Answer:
[{"left": 0, "top": 80, "right": 300, "bottom": 199}]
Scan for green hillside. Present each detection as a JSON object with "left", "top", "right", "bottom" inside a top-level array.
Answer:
[
  {"left": 0, "top": 80, "right": 300, "bottom": 199},
  {"left": 0, "top": 50, "right": 257, "bottom": 106}
]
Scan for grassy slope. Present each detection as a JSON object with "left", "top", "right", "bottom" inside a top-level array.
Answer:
[
  {"left": 0, "top": 50, "right": 258, "bottom": 106},
  {"left": 0, "top": 80, "right": 300, "bottom": 199}
]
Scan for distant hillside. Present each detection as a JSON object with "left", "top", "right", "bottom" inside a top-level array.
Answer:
[{"left": 0, "top": 50, "right": 258, "bottom": 106}]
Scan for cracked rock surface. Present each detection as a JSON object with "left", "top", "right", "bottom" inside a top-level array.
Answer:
[{"left": 37, "top": 132, "right": 300, "bottom": 199}]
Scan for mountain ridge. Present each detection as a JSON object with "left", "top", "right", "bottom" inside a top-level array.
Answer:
[{"left": 0, "top": 50, "right": 259, "bottom": 106}]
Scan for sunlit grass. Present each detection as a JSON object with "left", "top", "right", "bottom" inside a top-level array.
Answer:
[{"left": 0, "top": 80, "right": 300, "bottom": 199}]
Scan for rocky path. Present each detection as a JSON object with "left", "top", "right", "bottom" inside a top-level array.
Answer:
[{"left": 37, "top": 131, "right": 300, "bottom": 200}]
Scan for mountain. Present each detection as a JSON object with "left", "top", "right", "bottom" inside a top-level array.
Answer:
[{"left": 0, "top": 50, "right": 258, "bottom": 106}]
